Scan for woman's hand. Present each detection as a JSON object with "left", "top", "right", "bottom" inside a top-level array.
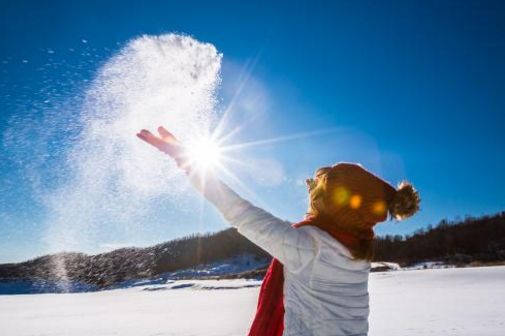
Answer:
[{"left": 136, "top": 126, "right": 188, "bottom": 170}]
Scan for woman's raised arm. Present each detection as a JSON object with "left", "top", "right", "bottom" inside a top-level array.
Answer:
[{"left": 137, "top": 126, "right": 318, "bottom": 273}]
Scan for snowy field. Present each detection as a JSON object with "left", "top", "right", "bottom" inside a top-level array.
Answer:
[{"left": 1, "top": 266, "right": 504, "bottom": 336}]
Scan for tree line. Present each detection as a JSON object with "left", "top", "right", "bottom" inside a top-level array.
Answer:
[
  {"left": 373, "top": 211, "right": 505, "bottom": 265},
  {"left": 1, "top": 211, "right": 504, "bottom": 289}
]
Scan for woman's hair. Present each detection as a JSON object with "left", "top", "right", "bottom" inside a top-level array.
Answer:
[{"left": 307, "top": 163, "right": 420, "bottom": 260}]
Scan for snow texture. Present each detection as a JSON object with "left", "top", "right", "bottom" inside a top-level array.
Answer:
[
  {"left": 370, "top": 261, "right": 401, "bottom": 271},
  {"left": 1, "top": 266, "right": 504, "bottom": 336}
]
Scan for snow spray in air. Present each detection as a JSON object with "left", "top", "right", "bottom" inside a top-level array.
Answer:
[{"left": 43, "top": 34, "right": 222, "bottom": 290}]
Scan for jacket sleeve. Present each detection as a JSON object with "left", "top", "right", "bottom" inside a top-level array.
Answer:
[{"left": 188, "top": 173, "right": 318, "bottom": 273}]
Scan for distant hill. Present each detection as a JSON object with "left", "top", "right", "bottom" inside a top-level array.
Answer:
[
  {"left": 1, "top": 211, "right": 504, "bottom": 292},
  {"left": 374, "top": 211, "right": 505, "bottom": 265},
  {"left": 0, "top": 228, "right": 269, "bottom": 290}
]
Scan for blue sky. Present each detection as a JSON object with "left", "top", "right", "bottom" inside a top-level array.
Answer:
[{"left": 1, "top": 0, "right": 504, "bottom": 263}]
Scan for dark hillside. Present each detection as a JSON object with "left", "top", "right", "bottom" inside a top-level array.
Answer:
[
  {"left": 1, "top": 211, "right": 504, "bottom": 290},
  {"left": 374, "top": 212, "right": 505, "bottom": 265}
]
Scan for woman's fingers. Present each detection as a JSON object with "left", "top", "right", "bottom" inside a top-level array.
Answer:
[
  {"left": 137, "top": 130, "right": 171, "bottom": 153},
  {"left": 137, "top": 129, "right": 158, "bottom": 145},
  {"left": 137, "top": 129, "right": 153, "bottom": 140},
  {"left": 157, "top": 126, "right": 177, "bottom": 142},
  {"left": 136, "top": 128, "right": 182, "bottom": 159},
  {"left": 136, "top": 130, "right": 151, "bottom": 144},
  {"left": 136, "top": 127, "right": 190, "bottom": 171}
]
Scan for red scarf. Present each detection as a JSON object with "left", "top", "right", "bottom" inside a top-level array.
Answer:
[{"left": 247, "top": 216, "right": 373, "bottom": 336}]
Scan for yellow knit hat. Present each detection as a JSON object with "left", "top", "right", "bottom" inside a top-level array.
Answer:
[{"left": 307, "top": 163, "right": 420, "bottom": 231}]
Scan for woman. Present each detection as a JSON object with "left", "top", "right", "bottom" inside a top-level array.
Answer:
[{"left": 137, "top": 127, "right": 420, "bottom": 336}]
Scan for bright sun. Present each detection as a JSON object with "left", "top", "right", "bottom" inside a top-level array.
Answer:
[{"left": 186, "top": 137, "right": 223, "bottom": 171}]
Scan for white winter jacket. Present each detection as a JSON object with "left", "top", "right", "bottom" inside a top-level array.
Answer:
[{"left": 190, "top": 174, "right": 371, "bottom": 336}]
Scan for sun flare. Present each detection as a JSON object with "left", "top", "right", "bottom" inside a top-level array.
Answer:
[{"left": 186, "top": 137, "right": 223, "bottom": 171}]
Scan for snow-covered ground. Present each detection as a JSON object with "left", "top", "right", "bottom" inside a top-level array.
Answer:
[
  {"left": 370, "top": 261, "right": 401, "bottom": 271},
  {"left": 401, "top": 260, "right": 456, "bottom": 270},
  {"left": 368, "top": 266, "right": 505, "bottom": 336},
  {"left": 1, "top": 266, "right": 504, "bottom": 336}
]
